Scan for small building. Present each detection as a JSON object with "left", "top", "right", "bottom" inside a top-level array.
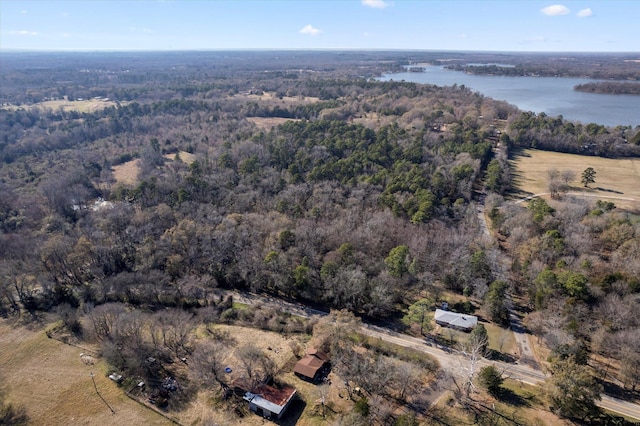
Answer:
[
  {"left": 243, "top": 384, "right": 297, "bottom": 420},
  {"left": 434, "top": 308, "right": 478, "bottom": 332},
  {"left": 293, "top": 348, "right": 330, "bottom": 382}
]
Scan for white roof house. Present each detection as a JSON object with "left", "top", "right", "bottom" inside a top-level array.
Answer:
[{"left": 434, "top": 308, "right": 478, "bottom": 332}]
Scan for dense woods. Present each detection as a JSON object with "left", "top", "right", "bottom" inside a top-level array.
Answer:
[
  {"left": 442, "top": 52, "right": 640, "bottom": 80},
  {"left": 574, "top": 81, "right": 640, "bottom": 95},
  {"left": 1, "top": 51, "right": 640, "bottom": 424}
]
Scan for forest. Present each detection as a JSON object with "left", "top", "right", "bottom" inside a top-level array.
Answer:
[
  {"left": 1, "top": 50, "right": 640, "bottom": 425},
  {"left": 574, "top": 81, "right": 640, "bottom": 95},
  {"left": 442, "top": 52, "right": 640, "bottom": 80}
]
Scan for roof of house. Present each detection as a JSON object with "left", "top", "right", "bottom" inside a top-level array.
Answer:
[
  {"left": 306, "top": 347, "right": 330, "bottom": 362},
  {"left": 293, "top": 348, "right": 329, "bottom": 379},
  {"left": 434, "top": 309, "right": 478, "bottom": 329},
  {"left": 243, "top": 384, "right": 296, "bottom": 415}
]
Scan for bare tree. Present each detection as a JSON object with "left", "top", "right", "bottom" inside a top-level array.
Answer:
[
  {"left": 153, "top": 309, "right": 195, "bottom": 358},
  {"left": 561, "top": 170, "right": 576, "bottom": 187},
  {"left": 237, "top": 344, "right": 272, "bottom": 389},
  {"left": 87, "top": 302, "right": 126, "bottom": 341},
  {"left": 452, "top": 325, "right": 489, "bottom": 400},
  {"left": 191, "top": 341, "right": 228, "bottom": 393}
]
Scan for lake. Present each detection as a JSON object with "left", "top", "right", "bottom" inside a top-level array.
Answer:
[{"left": 378, "top": 65, "right": 640, "bottom": 127}]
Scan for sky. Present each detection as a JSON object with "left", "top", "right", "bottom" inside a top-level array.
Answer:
[{"left": 1, "top": 0, "right": 639, "bottom": 52}]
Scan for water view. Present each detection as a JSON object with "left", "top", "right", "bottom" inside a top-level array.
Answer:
[{"left": 379, "top": 65, "right": 640, "bottom": 127}]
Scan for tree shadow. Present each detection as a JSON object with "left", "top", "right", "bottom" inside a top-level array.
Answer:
[
  {"left": 600, "top": 380, "right": 639, "bottom": 403},
  {"left": 595, "top": 187, "right": 624, "bottom": 195},
  {"left": 485, "top": 349, "right": 517, "bottom": 364},
  {"left": 497, "top": 387, "right": 530, "bottom": 408}
]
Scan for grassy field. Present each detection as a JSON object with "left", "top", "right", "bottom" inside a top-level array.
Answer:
[
  {"left": 510, "top": 149, "right": 640, "bottom": 209},
  {"left": 0, "top": 318, "right": 171, "bottom": 426},
  {"left": 2, "top": 98, "right": 120, "bottom": 113},
  {"left": 111, "top": 151, "right": 197, "bottom": 186},
  {"left": 485, "top": 322, "right": 517, "bottom": 355},
  {"left": 246, "top": 116, "right": 300, "bottom": 130},
  {"left": 112, "top": 159, "right": 140, "bottom": 186}
]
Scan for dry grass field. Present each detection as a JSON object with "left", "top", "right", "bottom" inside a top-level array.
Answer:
[
  {"left": 164, "top": 151, "right": 198, "bottom": 164},
  {"left": 511, "top": 149, "right": 640, "bottom": 209},
  {"left": 111, "top": 152, "right": 197, "bottom": 186},
  {"left": 111, "top": 159, "right": 140, "bottom": 186},
  {"left": 0, "top": 318, "right": 171, "bottom": 426},
  {"left": 246, "top": 116, "right": 301, "bottom": 130},
  {"left": 2, "top": 98, "right": 120, "bottom": 113}
]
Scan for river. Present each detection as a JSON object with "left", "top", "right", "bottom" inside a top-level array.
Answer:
[{"left": 378, "top": 65, "right": 639, "bottom": 127}]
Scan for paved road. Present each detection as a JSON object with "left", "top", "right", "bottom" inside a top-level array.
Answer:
[{"left": 228, "top": 290, "right": 640, "bottom": 420}]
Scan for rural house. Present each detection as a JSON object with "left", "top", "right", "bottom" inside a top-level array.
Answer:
[
  {"left": 293, "top": 347, "right": 330, "bottom": 382},
  {"left": 243, "top": 384, "right": 297, "bottom": 420},
  {"left": 434, "top": 309, "right": 478, "bottom": 332}
]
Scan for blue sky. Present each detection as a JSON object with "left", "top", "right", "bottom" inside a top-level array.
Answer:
[{"left": 1, "top": 0, "right": 638, "bottom": 52}]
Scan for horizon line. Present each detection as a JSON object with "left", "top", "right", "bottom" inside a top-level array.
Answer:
[{"left": 2, "top": 47, "right": 639, "bottom": 55}]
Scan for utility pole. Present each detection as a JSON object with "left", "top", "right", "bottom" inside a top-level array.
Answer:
[{"left": 91, "top": 371, "right": 116, "bottom": 414}]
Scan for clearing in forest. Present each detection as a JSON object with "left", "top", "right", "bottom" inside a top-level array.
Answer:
[
  {"left": 510, "top": 149, "right": 640, "bottom": 209},
  {"left": 247, "top": 116, "right": 300, "bottom": 130},
  {"left": 111, "top": 151, "right": 197, "bottom": 186},
  {"left": 2, "top": 98, "right": 120, "bottom": 113}
]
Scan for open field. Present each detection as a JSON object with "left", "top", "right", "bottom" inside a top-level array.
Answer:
[
  {"left": 2, "top": 98, "right": 120, "bottom": 113},
  {"left": 164, "top": 151, "right": 197, "bottom": 164},
  {"left": 0, "top": 318, "right": 171, "bottom": 426},
  {"left": 511, "top": 149, "right": 640, "bottom": 209},
  {"left": 112, "top": 159, "right": 140, "bottom": 186},
  {"left": 111, "top": 151, "right": 197, "bottom": 186},
  {"left": 247, "top": 116, "right": 300, "bottom": 130}
]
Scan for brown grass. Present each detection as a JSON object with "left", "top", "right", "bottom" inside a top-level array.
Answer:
[
  {"left": 0, "top": 318, "right": 171, "bottom": 426},
  {"left": 112, "top": 159, "right": 140, "bottom": 186},
  {"left": 485, "top": 322, "right": 517, "bottom": 355},
  {"left": 111, "top": 151, "right": 196, "bottom": 186},
  {"left": 164, "top": 151, "right": 197, "bottom": 165},
  {"left": 2, "top": 99, "right": 121, "bottom": 113},
  {"left": 246, "top": 117, "right": 300, "bottom": 131},
  {"left": 511, "top": 149, "right": 640, "bottom": 210}
]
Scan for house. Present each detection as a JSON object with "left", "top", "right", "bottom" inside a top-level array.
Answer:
[
  {"left": 243, "top": 384, "right": 297, "bottom": 420},
  {"left": 434, "top": 308, "right": 478, "bottom": 332},
  {"left": 293, "top": 347, "right": 330, "bottom": 382}
]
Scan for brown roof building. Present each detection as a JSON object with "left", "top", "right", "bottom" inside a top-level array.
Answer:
[
  {"left": 293, "top": 348, "right": 330, "bottom": 382},
  {"left": 243, "top": 384, "right": 297, "bottom": 420}
]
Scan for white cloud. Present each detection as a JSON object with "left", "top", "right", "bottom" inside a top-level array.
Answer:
[
  {"left": 10, "top": 30, "right": 39, "bottom": 36},
  {"left": 577, "top": 8, "right": 592, "bottom": 17},
  {"left": 300, "top": 24, "right": 321, "bottom": 36},
  {"left": 362, "top": 0, "right": 391, "bottom": 9},
  {"left": 21, "top": 9, "right": 27, "bottom": 14},
  {"left": 541, "top": 4, "right": 570, "bottom": 16}
]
